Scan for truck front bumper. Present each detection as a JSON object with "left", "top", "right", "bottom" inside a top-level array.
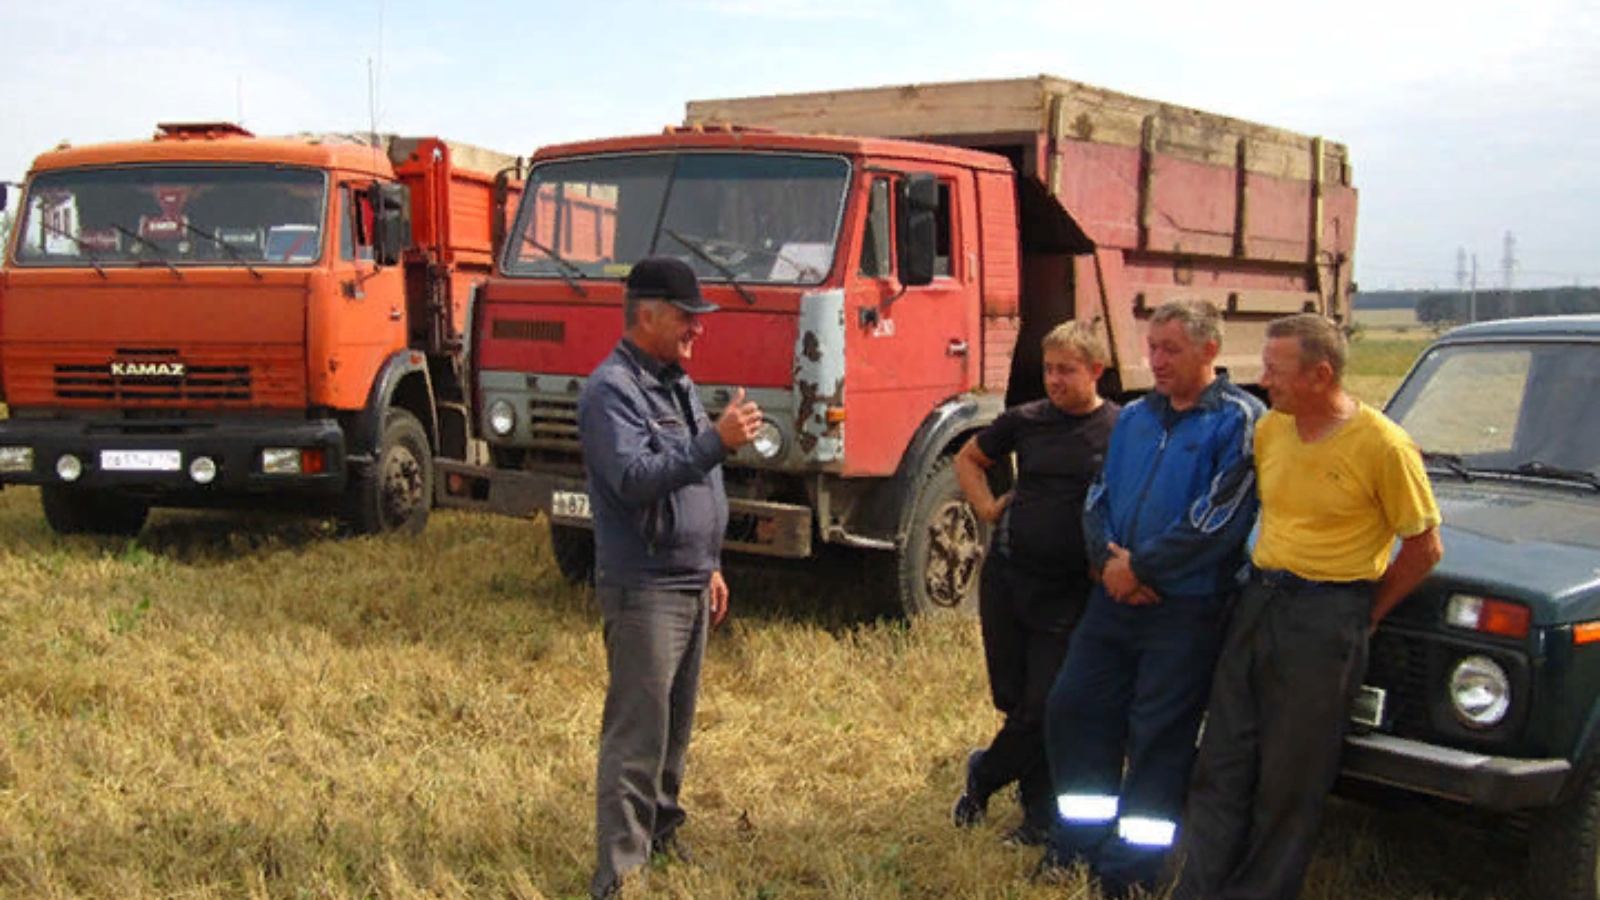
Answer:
[
  {"left": 0, "top": 416, "right": 347, "bottom": 497},
  {"left": 1341, "top": 732, "right": 1572, "bottom": 811},
  {"left": 435, "top": 462, "right": 814, "bottom": 558}
]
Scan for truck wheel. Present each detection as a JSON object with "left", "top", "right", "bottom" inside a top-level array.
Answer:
[
  {"left": 1530, "top": 766, "right": 1600, "bottom": 900},
  {"left": 895, "top": 456, "right": 988, "bottom": 617},
  {"left": 343, "top": 408, "right": 433, "bottom": 536},
  {"left": 41, "top": 485, "right": 149, "bottom": 537},
  {"left": 549, "top": 523, "right": 596, "bottom": 584}
]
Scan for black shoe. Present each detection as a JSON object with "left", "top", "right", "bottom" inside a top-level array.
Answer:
[
  {"left": 952, "top": 748, "right": 988, "bottom": 827},
  {"left": 650, "top": 831, "right": 694, "bottom": 866},
  {"left": 1001, "top": 822, "right": 1051, "bottom": 847}
]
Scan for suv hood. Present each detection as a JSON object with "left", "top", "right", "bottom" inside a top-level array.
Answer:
[{"left": 1429, "top": 479, "right": 1600, "bottom": 623}]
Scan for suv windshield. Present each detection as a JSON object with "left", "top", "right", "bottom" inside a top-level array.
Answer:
[
  {"left": 13, "top": 165, "right": 329, "bottom": 267},
  {"left": 1387, "top": 341, "right": 1600, "bottom": 475},
  {"left": 503, "top": 151, "right": 851, "bottom": 286}
]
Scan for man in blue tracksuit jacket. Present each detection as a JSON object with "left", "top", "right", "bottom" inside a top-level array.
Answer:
[{"left": 1038, "top": 300, "right": 1264, "bottom": 898}]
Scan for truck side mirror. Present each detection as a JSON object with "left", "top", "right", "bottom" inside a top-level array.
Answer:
[
  {"left": 898, "top": 174, "right": 938, "bottom": 288},
  {"left": 368, "top": 181, "right": 411, "bottom": 267},
  {"left": 0, "top": 183, "right": 9, "bottom": 212}
]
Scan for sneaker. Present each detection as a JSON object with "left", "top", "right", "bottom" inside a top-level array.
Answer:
[
  {"left": 952, "top": 748, "right": 988, "bottom": 827},
  {"left": 1001, "top": 823, "right": 1051, "bottom": 848}
]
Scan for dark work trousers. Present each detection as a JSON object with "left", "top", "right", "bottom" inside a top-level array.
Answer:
[
  {"left": 972, "top": 559, "right": 1088, "bottom": 829},
  {"left": 591, "top": 584, "right": 709, "bottom": 900},
  {"left": 1172, "top": 571, "right": 1374, "bottom": 900},
  {"left": 1045, "top": 585, "right": 1229, "bottom": 893}
]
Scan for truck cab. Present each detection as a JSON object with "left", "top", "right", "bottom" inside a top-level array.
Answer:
[{"left": 0, "top": 123, "right": 520, "bottom": 536}]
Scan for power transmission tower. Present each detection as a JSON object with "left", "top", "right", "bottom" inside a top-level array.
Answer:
[
  {"left": 1456, "top": 247, "right": 1468, "bottom": 290},
  {"left": 1502, "top": 231, "right": 1517, "bottom": 317},
  {"left": 1470, "top": 254, "right": 1478, "bottom": 323}
]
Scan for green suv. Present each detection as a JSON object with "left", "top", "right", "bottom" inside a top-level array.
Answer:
[{"left": 1338, "top": 315, "right": 1600, "bottom": 900}]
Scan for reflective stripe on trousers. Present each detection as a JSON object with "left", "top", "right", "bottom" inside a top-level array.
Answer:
[{"left": 1057, "top": 793, "right": 1119, "bottom": 822}]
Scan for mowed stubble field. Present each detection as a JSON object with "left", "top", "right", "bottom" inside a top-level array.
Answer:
[{"left": 0, "top": 329, "right": 1534, "bottom": 900}]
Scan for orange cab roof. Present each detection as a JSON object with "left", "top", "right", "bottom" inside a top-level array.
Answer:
[
  {"left": 530, "top": 128, "right": 1015, "bottom": 173},
  {"left": 29, "top": 133, "right": 397, "bottom": 177}
]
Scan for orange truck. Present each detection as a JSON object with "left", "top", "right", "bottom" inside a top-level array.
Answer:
[
  {"left": 0, "top": 123, "right": 523, "bottom": 536},
  {"left": 440, "top": 76, "right": 1359, "bottom": 615}
]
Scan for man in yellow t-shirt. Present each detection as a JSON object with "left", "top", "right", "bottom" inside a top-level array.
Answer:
[{"left": 1175, "top": 314, "right": 1442, "bottom": 900}]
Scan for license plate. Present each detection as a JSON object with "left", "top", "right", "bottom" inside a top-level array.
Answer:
[
  {"left": 101, "top": 450, "right": 182, "bottom": 472},
  {"left": 552, "top": 489, "right": 591, "bottom": 520},
  {"left": 1350, "top": 685, "right": 1387, "bottom": 729}
]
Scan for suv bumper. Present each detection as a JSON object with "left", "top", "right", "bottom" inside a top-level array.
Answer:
[
  {"left": 0, "top": 416, "right": 347, "bottom": 496},
  {"left": 1341, "top": 732, "right": 1572, "bottom": 811}
]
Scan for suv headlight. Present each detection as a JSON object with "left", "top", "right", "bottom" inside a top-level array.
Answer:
[
  {"left": 488, "top": 399, "right": 516, "bottom": 437},
  {"left": 1449, "top": 654, "right": 1511, "bottom": 728}
]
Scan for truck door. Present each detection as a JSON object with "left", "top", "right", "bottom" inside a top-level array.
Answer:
[
  {"left": 843, "top": 168, "right": 980, "bottom": 476},
  {"left": 324, "top": 183, "right": 406, "bottom": 408}
]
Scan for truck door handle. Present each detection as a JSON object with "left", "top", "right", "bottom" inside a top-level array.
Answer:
[{"left": 947, "top": 339, "right": 969, "bottom": 357}]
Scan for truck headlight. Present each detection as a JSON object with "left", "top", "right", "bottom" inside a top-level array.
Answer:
[
  {"left": 0, "top": 446, "right": 33, "bottom": 472},
  {"left": 750, "top": 420, "right": 784, "bottom": 460},
  {"left": 488, "top": 399, "right": 516, "bottom": 437},
  {"left": 1449, "top": 655, "right": 1511, "bottom": 728}
]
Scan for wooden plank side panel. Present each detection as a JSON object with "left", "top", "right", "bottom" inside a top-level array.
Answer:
[
  {"left": 1145, "top": 155, "right": 1238, "bottom": 257},
  {"left": 1054, "top": 141, "right": 1142, "bottom": 249},
  {"left": 686, "top": 78, "right": 1050, "bottom": 139},
  {"left": 1243, "top": 178, "right": 1314, "bottom": 263},
  {"left": 686, "top": 77, "right": 1351, "bottom": 185}
]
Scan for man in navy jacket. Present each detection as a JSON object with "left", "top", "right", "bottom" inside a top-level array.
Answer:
[
  {"left": 1038, "top": 300, "right": 1264, "bottom": 898},
  {"left": 579, "top": 257, "right": 763, "bottom": 900}
]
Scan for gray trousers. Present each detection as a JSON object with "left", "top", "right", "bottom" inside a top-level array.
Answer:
[
  {"left": 590, "top": 583, "right": 709, "bottom": 898},
  {"left": 1173, "top": 570, "right": 1374, "bottom": 900}
]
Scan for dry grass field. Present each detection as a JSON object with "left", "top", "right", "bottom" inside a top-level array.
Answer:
[{"left": 0, "top": 335, "right": 1531, "bottom": 900}]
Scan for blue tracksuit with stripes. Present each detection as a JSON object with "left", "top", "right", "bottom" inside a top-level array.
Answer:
[{"left": 1044, "top": 374, "right": 1263, "bottom": 892}]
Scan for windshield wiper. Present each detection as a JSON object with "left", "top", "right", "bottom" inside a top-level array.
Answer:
[
  {"left": 1500, "top": 460, "right": 1600, "bottom": 492},
  {"left": 519, "top": 236, "right": 588, "bottom": 297},
  {"left": 111, "top": 224, "right": 183, "bottom": 279},
  {"left": 1421, "top": 450, "right": 1474, "bottom": 481},
  {"left": 661, "top": 228, "right": 757, "bottom": 305},
  {"left": 33, "top": 219, "right": 109, "bottom": 279},
  {"left": 181, "top": 222, "right": 262, "bottom": 280}
]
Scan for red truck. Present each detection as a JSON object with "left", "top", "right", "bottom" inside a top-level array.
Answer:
[
  {"left": 0, "top": 123, "right": 523, "bottom": 536},
  {"left": 439, "top": 76, "right": 1359, "bottom": 615}
]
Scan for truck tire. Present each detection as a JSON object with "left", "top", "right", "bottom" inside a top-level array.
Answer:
[
  {"left": 550, "top": 523, "right": 596, "bottom": 584},
  {"left": 343, "top": 408, "right": 433, "bottom": 536},
  {"left": 1530, "top": 766, "right": 1600, "bottom": 900},
  {"left": 894, "top": 455, "right": 989, "bottom": 617},
  {"left": 41, "top": 485, "right": 150, "bottom": 537}
]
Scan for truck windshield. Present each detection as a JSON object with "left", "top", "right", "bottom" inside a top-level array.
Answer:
[
  {"left": 13, "top": 166, "right": 329, "bottom": 267},
  {"left": 1387, "top": 341, "right": 1600, "bottom": 475},
  {"left": 504, "top": 151, "right": 851, "bottom": 286}
]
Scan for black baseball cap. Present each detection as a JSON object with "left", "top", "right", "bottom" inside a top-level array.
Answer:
[{"left": 625, "top": 256, "right": 720, "bottom": 314}]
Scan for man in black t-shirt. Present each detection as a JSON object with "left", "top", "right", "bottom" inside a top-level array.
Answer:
[{"left": 951, "top": 321, "right": 1119, "bottom": 845}]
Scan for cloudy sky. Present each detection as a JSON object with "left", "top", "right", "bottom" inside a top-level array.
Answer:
[{"left": 2, "top": 0, "right": 1594, "bottom": 290}]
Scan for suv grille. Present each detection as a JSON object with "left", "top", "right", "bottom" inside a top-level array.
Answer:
[{"left": 1364, "top": 631, "right": 1433, "bottom": 737}]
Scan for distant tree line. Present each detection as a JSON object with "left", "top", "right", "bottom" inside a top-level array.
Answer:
[{"left": 1354, "top": 288, "right": 1600, "bottom": 323}]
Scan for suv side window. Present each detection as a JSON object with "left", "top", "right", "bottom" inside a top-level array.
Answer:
[{"left": 859, "top": 176, "right": 893, "bottom": 278}]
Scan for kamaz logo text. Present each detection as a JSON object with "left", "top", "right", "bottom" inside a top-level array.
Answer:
[{"left": 110, "top": 361, "right": 186, "bottom": 378}]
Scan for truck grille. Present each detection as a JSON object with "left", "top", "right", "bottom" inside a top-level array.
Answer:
[
  {"left": 528, "top": 398, "right": 580, "bottom": 453},
  {"left": 54, "top": 363, "right": 253, "bottom": 402}
]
